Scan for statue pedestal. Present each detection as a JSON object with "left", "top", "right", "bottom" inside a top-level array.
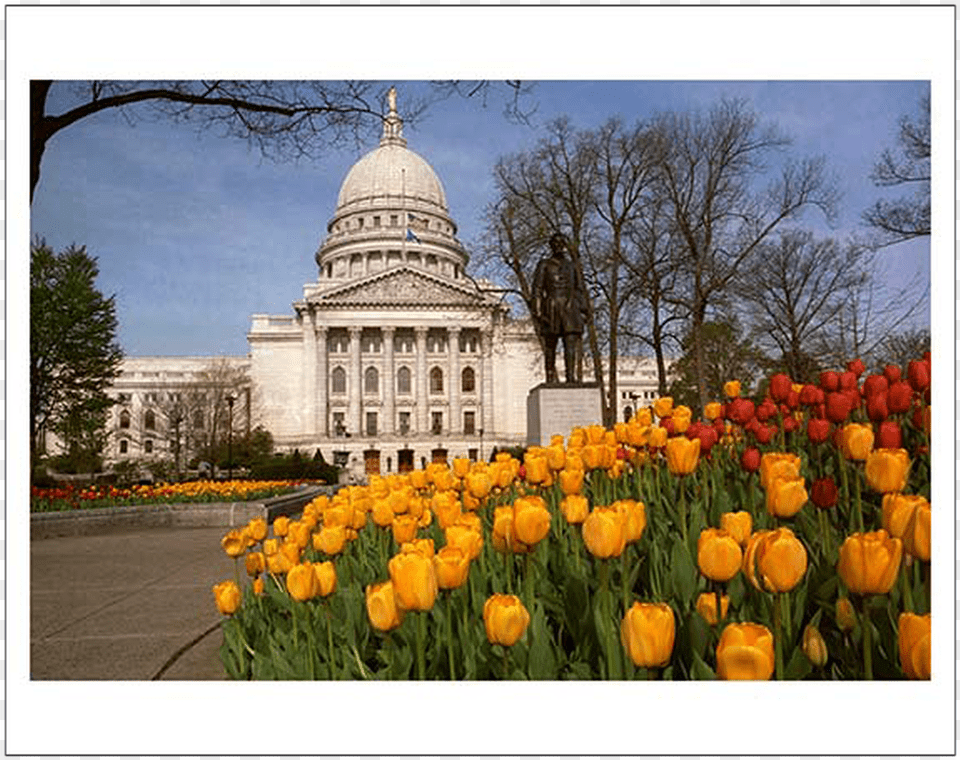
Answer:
[{"left": 526, "top": 383, "right": 603, "bottom": 447}]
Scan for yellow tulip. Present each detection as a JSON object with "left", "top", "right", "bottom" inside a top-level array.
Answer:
[
  {"left": 625, "top": 420, "right": 649, "bottom": 447},
  {"left": 431, "top": 490, "right": 462, "bottom": 530},
  {"left": 697, "top": 528, "right": 742, "bottom": 582},
  {"left": 841, "top": 423, "right": 875, "bottom": 461},
  {"left": 246, "top": 517, "right": 268, "bottom": 542},
  {"left": 313, "top": 561, "right": 337, "bottom": 597},
  {"left": 313, "top": 524, "right": 347, "bottom": 556},
  {"left": 452, "top": 457, "right": 471, "bottom": 479},
  {"left": 898, "top": 612, "right": 931, "bottom": 679},
  {"left": 409, "top": 469, "right": 428, "bottom": 491},
  {"left": 546, "top": 443, "right": 566, "bottom": 471},
  {"left": 704, "top": 402, "right": 722, "bottom": 421},
  {"left": 272, "top": 516, "right": 290, "bottom": 537},
  {"left": 836, "top": 597, "right": 856, "bottom": 632},
  {"left": 483, "top": 594, "right": 530, "bottom": 646},
  {"left": 371, "top": 498, "right": 395, "bottom": 527},
  {"left": 695, "top": 592, "right": 729, "bottom": 626},
  {"left": 620, "top": 602, "right": 675, "bottom": 668},
  {"left": 672, "top": 405, "right": 692, "bottom": 434},
  {"left": 837, "top": 530, "right": 902, "bottom": 594},
  {"left": 744, "top": 527, "right": 808, "bottom": 593},
  {"left": 881, "top": 493, "right": 930, "bottom": 561},
  {"left": 665, "top": 436, "right": 700, "bottom": 475},
  {"left": 802, "top": 624, "right": 829, "bottom": 668},
  {"left": 613, "top": 499, "right": 647, "bottom": 544},
  {"left": 648, "top": 426, "right": 668, "bottom": 448},
  {"left": 391, "top": 513, "right": 419, "bottom": 545},
  {"left": 723, "top": 380, "right": 741, "bottom": 398},
  {"left": 465, "top": 469, "right": 493, "bottom": 500},
  {"left": 388, "top": 552, "right": 438, "bottom": 611},
  {"left": 286, "top": 563, "right": 318, "bottom": 602},
  {"left": 759, "top": 452, "right": 802, "bottom": 490},
  {"left": 365, "top": 580, "right": 404, "bottom": 631},
  {"left": 212, "top": 580, "right": 241, "bottom": 615},
  {"left": 716, "top": 622, "right": 775, "bottom": 680},
  {"left": 560, "top": 493, "right": 590, "bottom": 525},
  {"left": 558, "top": 468, "right": 584, "bottom": 496},
  {"left": 400, "top": 537, "right": 435, "bottom": 559},
  {"left": 653, "top": 396, "right": 673, "bottom": 418},
  {"left": 288, "top": 521, "right": 312, "bottom": 550},
  {"left": 765, "top": 476, "right": 808, "bottom": 518},
  {"left": 445, "top": 524, "right": 483, "bottom": 560},
  {"left": 864, "top": 448, "right": 911, "bottom": 493},
  {"left": 720, "top": 511, "right": 752, "bottom": 547},
  {"left": 252, "top": 576, "right": 265, "bottom": 596},
  {"left": 581, "top": 507, "right": 627, "bottom": 558},
  {"left": 221, "top": 529, "right": 247, "bottom": 558},
  {"left": 433, "top": 545, "right": 470, "bottom": 590},
  {"left": 513, "top": 495, "right": 551, "bottom": 546},
  {"left": 244, "top": 551, "right": 265, "bottom": 577},
  {"left": 523, "top": 450, "right": 550, "bottom": 484}
]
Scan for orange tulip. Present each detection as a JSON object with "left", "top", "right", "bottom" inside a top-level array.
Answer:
[
  {"left": 433, "top": 545, "right": 470, "bottom": 590},
  {"left": 898, "top": 612, "right": 931, "bottom": 679},
  {"left": 221, "top": 529, "right": 247, "bottom": 558},
  {"left": 212, "top": 580, "right": 241, "bottom": 615},
  {"left": 365, "top": 580, "right": 404, "bottom": 631},
  {"left": 452, "top": 457, "right": 471, "bottom": 479},
  {"left": 483, "top": 594, "right": 530, "bottom": 646},
  {"left": 695, "top": 592, "right": 729, "bottom": 626},
  {"left": 272, "top": 516, "right": 290, "bottom": 537},
  {"left": 864, "top": 448, "right": 911, "bottom": 493},
  {"left": 613, "top": 499, "right": 647, "bottom": 544},
  {"left": 244, "top": 551, "right": 265, "bottom": 577},
  {"left": 759, "top": 452, "right": 802, "bottom": 490},
  {"left": 313, "top": 524, "right": 347, "bottom": 556},
  {"left": 697, "top": 528, "right": 742, "bottom": 582},
  {"left": 400, "top": 537, "right": 435, "bottom": 559},
  {"left": 720, "top": 511, "right": 752, "bottom": 547},
  {"left": 716, "top": 622, "right": 775, "bottom": 680},
  {"left": 620, "top": 602, "right": 675, "bottom": 668},
  {"left": 653, "top": 396, "right": 673, "bottom": 418},
  {"left": 743, "top": 527, "right": 808, "bottom": 593},
  {"left": 560, "top": 494, "right": 590, "bottom": 524},
  {"left": 445, "top": 524, "right": 482, "bottom": 560},
  {"left": 837, "top": 530, "right": 902, "bottom": 594},
  {"left": 246, "top": 517, "right": 268, "bottom": 542},
  {"left": 881, "top": 493, "right": 930, "bottom": 561},
  {"left": 765, "top": 476, "right": 808, "bottom": 518},
  {"left": 581, "top": 507, "right": 627, "bottom": 558},
  {"left": 558, "top": 468, "right": 584, "bottom": 496},
  {"left": 391, "top": 513, "right": 419, "bottom": 545},
  {"left": 665, "top": 436, "right": 700, "bottom": 475},
  {"left": 465, "top": 469, "right": 493, "bottom": 501},
  {"left": 312, "top": 561, "right": 336, "bottom": 597},
  {"left": 723, "top": 380, "right": 741, "bottom": 398},
  {"left": 286, "top": 562, "right": 318, "bottom": 602},
  {"left": 841, "top": 423, "right": 874, "bottom": 461},
  {"left": 513, "top": 495, "right": 552, "bottom": 546},
  {"left": 387, "top": 551, "right": 438, "bottom": 611}
]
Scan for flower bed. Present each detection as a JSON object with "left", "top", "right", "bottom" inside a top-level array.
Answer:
[
  {"left": 213, "top": 355, "right": 931, "bottom": 680},
  {"left": 31, "top": 479, "right": 313, "bottom": 512}
]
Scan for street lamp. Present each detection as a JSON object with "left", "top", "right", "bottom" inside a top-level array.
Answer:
[
  {"left": 225, "top": 393, "right": 236, "bottom": 481},
  {"left": 479, "top": 427, "right": 484, "bottom": 462}
]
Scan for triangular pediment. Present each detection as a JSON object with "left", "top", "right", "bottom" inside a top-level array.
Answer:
[{"left": 311, "top": 266, "right": 492, "bottom": 308}]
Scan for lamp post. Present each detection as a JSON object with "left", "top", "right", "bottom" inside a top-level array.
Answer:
[
  {"left": 226, "top": 394, "right": 236, "bottom": 481},
  {"left": 479, "top": 427, "right": 484, "bottom": 462}
]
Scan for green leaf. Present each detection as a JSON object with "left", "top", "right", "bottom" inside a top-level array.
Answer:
[
  {"left": 670, "top": 539, "right": 697, "bottom": 607},
  {"left": 690, "top": 651, "right": 716, "bottom": 680},
  {"left": 527, "top": 605, "right": 558, "bottom": 679},
  {"left": 784, "top": 645, "right": 813, "bottom": 680}
]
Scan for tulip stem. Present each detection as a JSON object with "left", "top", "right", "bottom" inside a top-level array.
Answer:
[
  {"left": 853, "top": 467, "right": 865, "bottom": 533},
  {"left": 901, "top": 563, "right": 915, "bottom": 613},
  {"left": 678, "top": 477, "right": 688, "bottom": 547},
  {"left": 818, "top": 509, "right": 832, "bottom": 564},
  {"left": 860, "top": 596, "right": 873, "bottom": 680},
  {"left": 772, "top": 596, "right": 784, "bottom": 680},
  {"left": 446, "top": 593, "right": 457, "bottom": 680},
  {"left": 416, "top": 610, "right": 427, "bottom": 681},
  {"left": 325, "top": 602, "right": 336, "bottom": 680},
  {"left": 837, "top": 452, "right": 852, "bottom": 530}
]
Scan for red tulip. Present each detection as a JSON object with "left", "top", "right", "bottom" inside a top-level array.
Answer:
[
  {"left": 756, "top": 399, "right": 777, "bottom": 423},
  {"left": 866, "top": 392, "right": 889, "bottom": 422},
  {"left": 799, "top": 384, "right": 822, "bottom": 406},
  {"left": 906, "top": 360, "right": 930, "bottom": 392},
  {"left": 810, "top": 477, "right": 838, "bottom": 509},
  {"left": 847, "top": 358, "right": 866, "bottom": 376},
  {"left": 713, "top": 417, "right": 726, "bottom": 437},
  {"left": 660, "top": 417, "right": 675, "bottom": 437},
  {"left": 727, "top": 398, "right": 755, "bottom": 426},
  {"left": 783, "top": 416, "right": 799, "bottom": 433},
  {"left": 844, "top": 389, "right": 862, "bottom": 413},
  {"left": 695, "top": 425, "right": 718, "bottom": 455},
  {"left": 753, "top": 424, "right": 776, "bottom": 445},
  {"left": 825, "top": 392, "right": 852, "bottom": 424},
  {"left": 786, "top": 390, "right": 800, "bottom": 410},
  {"left": 740, "top": 447, "right": 761, "bottom": 473},
  {"left": 819, "top": 371, "right": 840, "bottom": 392},
  {"left": 769, "top": 373, "right": 792, "bottom": 403},
  {"left": 807, "top": 418, "right": 831, "bottom": 444},
  {"left": 877, "top": 420, "right": 903, "bottom": 449},
  {"left": 883, "top": 365, "right": 902, "bottom": 384},
  {"left": 839, "top": 371, "right": 858, "bottom": 391},
  {"left": 862, "top": 374, "right": 889, "bottom": 399},
  {"left": 887, "top": 381, "right": 913, "bottom": 415}
]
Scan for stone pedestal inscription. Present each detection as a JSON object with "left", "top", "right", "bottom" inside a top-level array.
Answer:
[{"left": 526, "top": 383, "right": 603, "bottom": 447}]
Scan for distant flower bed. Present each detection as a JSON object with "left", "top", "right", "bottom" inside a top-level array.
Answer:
[{"left": 30, "top": 479, "right": 312, "bottom": 513}]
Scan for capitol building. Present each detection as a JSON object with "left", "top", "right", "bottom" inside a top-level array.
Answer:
[{"left": 105, "top": 92, "right": 662, "bottom": 477}]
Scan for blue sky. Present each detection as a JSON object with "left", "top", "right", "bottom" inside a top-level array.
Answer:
[{"left": 31, "top": 79, "right": 931, "bottom": 358}]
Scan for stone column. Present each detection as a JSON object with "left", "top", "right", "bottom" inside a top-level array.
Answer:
[
  {"left": 301, "top": 306, "right": 317, "bottom": 437},
  {"left": 480, "top": 330, "right": 494, "bottom": 438},
  {"left": 348, "top": 326, "right": 363, "bottom": 437},
  {"left": 316, "top": 325, "right": 328, "bottom": 438},
  {"left": 448, "top": 326, "right": 461, "bottom": 436},
  {"left": 382, "top": 326, "right": 395, "bottom": 435},
  {"left": 414, "top": 326, "right": 429, "bottom": 435}
]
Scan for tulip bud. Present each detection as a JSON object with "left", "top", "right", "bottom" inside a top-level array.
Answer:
[
  {"left": 835, "top": 597, "right": 856, "bottom": 632},
  {"left": 621, "top": 602, "right": 676, "bottom": 668},
  {"left": 802, "top": 624, "right": 829, "bottom": 667},
  {"left": 740, "top": 447, "right": 761, "bottom": 473},
  {"left": 876, "top": 420, "right": 903, "bottom": 449},
  {"left": 847, "top": 358, "right": 866, "bottom": 376},
  {"left": 212, "top": 580, "right": 242, "bottom": 615},
  {"left": 720, "top": 511, "right": 752, "bottom": 547},
  {"left": 810, "top": 477, "right": 838, "bottom": 509},
  {"left": 898, "top": 612, "right": 931, "bottom": 679},
  {"left": 313, "top": 560, "right": 337, "bottom": 597},
  {"left": 560, "top": 493, "right": 590, "bottom": 524},
  {"left": 819, "top": 370, "right": 840, "bottom": 391},
  {"left": 613, "top": 499, "right": 647, "bottom": 544},
  {"left": 695, "top": 592, "right": 729, "bottom": 626},
  {"left": 716, "top": 623, "right": 775, "bottom": 680},
  {"left": 907, "top": 359, "right": 930, "bottom": 392},
  {"left": 865, "top": 392, "right": 889, "bottom": 422},
  {"left": 807, "top": 418, "right": 831, "bottom": 444},
  {"left": 483, "top": 594, "right": 530, "bottom": 646},
  {"left": 769, "top": 373, "right": 792, "bottom": 402},
  {"left": 727, "top": 397, "right": 755, "bottom": 425},
  {"left": 824, "top": 392, "right": 852, "bottom": 423},
  {"left": 765, "top": 476, "right": 808, "bottom": 519}
]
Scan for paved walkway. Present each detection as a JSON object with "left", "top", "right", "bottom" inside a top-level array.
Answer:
[{"left": 31, "top": 525, "right": 240, "bottom": 680}]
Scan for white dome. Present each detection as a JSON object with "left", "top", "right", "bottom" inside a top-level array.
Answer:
[{"left": 335, "top": 143, "right": 448, "bottom": 213}]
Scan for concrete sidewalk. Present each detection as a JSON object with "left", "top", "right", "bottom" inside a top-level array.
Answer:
[{"left": 31, "top": 525, "right": 241, "bottom": 680}]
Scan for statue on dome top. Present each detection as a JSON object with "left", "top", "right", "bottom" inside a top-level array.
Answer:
[{"left": 388, "top": 86, "right": 398, "bottom": 114}]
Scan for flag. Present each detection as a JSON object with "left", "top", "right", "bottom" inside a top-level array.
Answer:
[
  {"left": 406, "top": 228, "right": 421, "bottom": 244},
  {"left": 407, "top": 213, "right": 429, "bottom": 231}
]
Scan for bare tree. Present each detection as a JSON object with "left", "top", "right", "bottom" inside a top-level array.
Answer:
[
  {"left": 31, "top": 80, "right": 534, "bottom": 202},
  {"left": 652, "top": 98, "right": 837, "bottom": 408},
  {"left": 862, "top": 95, "right": 930, "bottom": 246},
  {"left": 740, "top": 230, "right": 872, "bottom": 381}
]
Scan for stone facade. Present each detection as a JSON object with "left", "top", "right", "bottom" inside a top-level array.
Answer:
[{"left": 97, "top": 91, "right": 664, "bottom": 475}]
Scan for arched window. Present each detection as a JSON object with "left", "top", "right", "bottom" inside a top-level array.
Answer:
[
  {"left": 144, "top": 409, "right": 156, "bottom": 431},
  {"left": 461, "top": 366, "right": 476, "bottom": 393},
  {"left": 397, "top": 366, "right": 412, "bottom": 395},
  {"left": 193, "top": 409, "right": 205, "bottom": 429},
  {"left": 430, "top": 367, "right": 444, "bottom": 394},
  {"left": 119, "top": 409, "right": 131, "bottom": 429},
  {"left": 364, "top": 366, "right": 379, "bottom": 394},
  {"left": 331, "top": 366, "right": 347, "bottom": 394}
]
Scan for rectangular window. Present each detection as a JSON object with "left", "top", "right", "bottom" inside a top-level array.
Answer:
[
  {"left": 144, "top": 439, "right": 153, "bottom": 454},
  {"left": 366, "top": 412, "right": 378, "bottom": 437},
  {"left": 390, "top": 215, "right": 398, "bottom": 226},
  {"left": 119, "top": 439, "right": 128, "bottom": 454},
  {"left": 398, "top": 411, "right": 411, "bottom": 435},
  {"left": 431, "top": 411, "right": 443, "bottom": 435},
  {"left": 468, "top": 448, "right": 478, "bottom": 462},
  {"left": 463, "top": 410, "right": 476, "bottom": 435},
  {"left": 373, "top": 216, "right": 381, "bottom": 228},
  {"left": 333, "top": 412, "right": 346, "bottom": 437}
]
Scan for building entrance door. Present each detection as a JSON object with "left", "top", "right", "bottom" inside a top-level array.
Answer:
[
  {"left": 364, "top": 449, "right": 380, "bottom": 476},
  {"left": 431, "top": 448, "right": 448, "bottom": 465},
  {"left": 397, "top": 448, "right": 414, "bottom": 473}
]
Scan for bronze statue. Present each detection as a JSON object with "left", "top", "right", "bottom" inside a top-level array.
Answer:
[{"left": 531, "top": 233, "right": 588, "bottom": 384}]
